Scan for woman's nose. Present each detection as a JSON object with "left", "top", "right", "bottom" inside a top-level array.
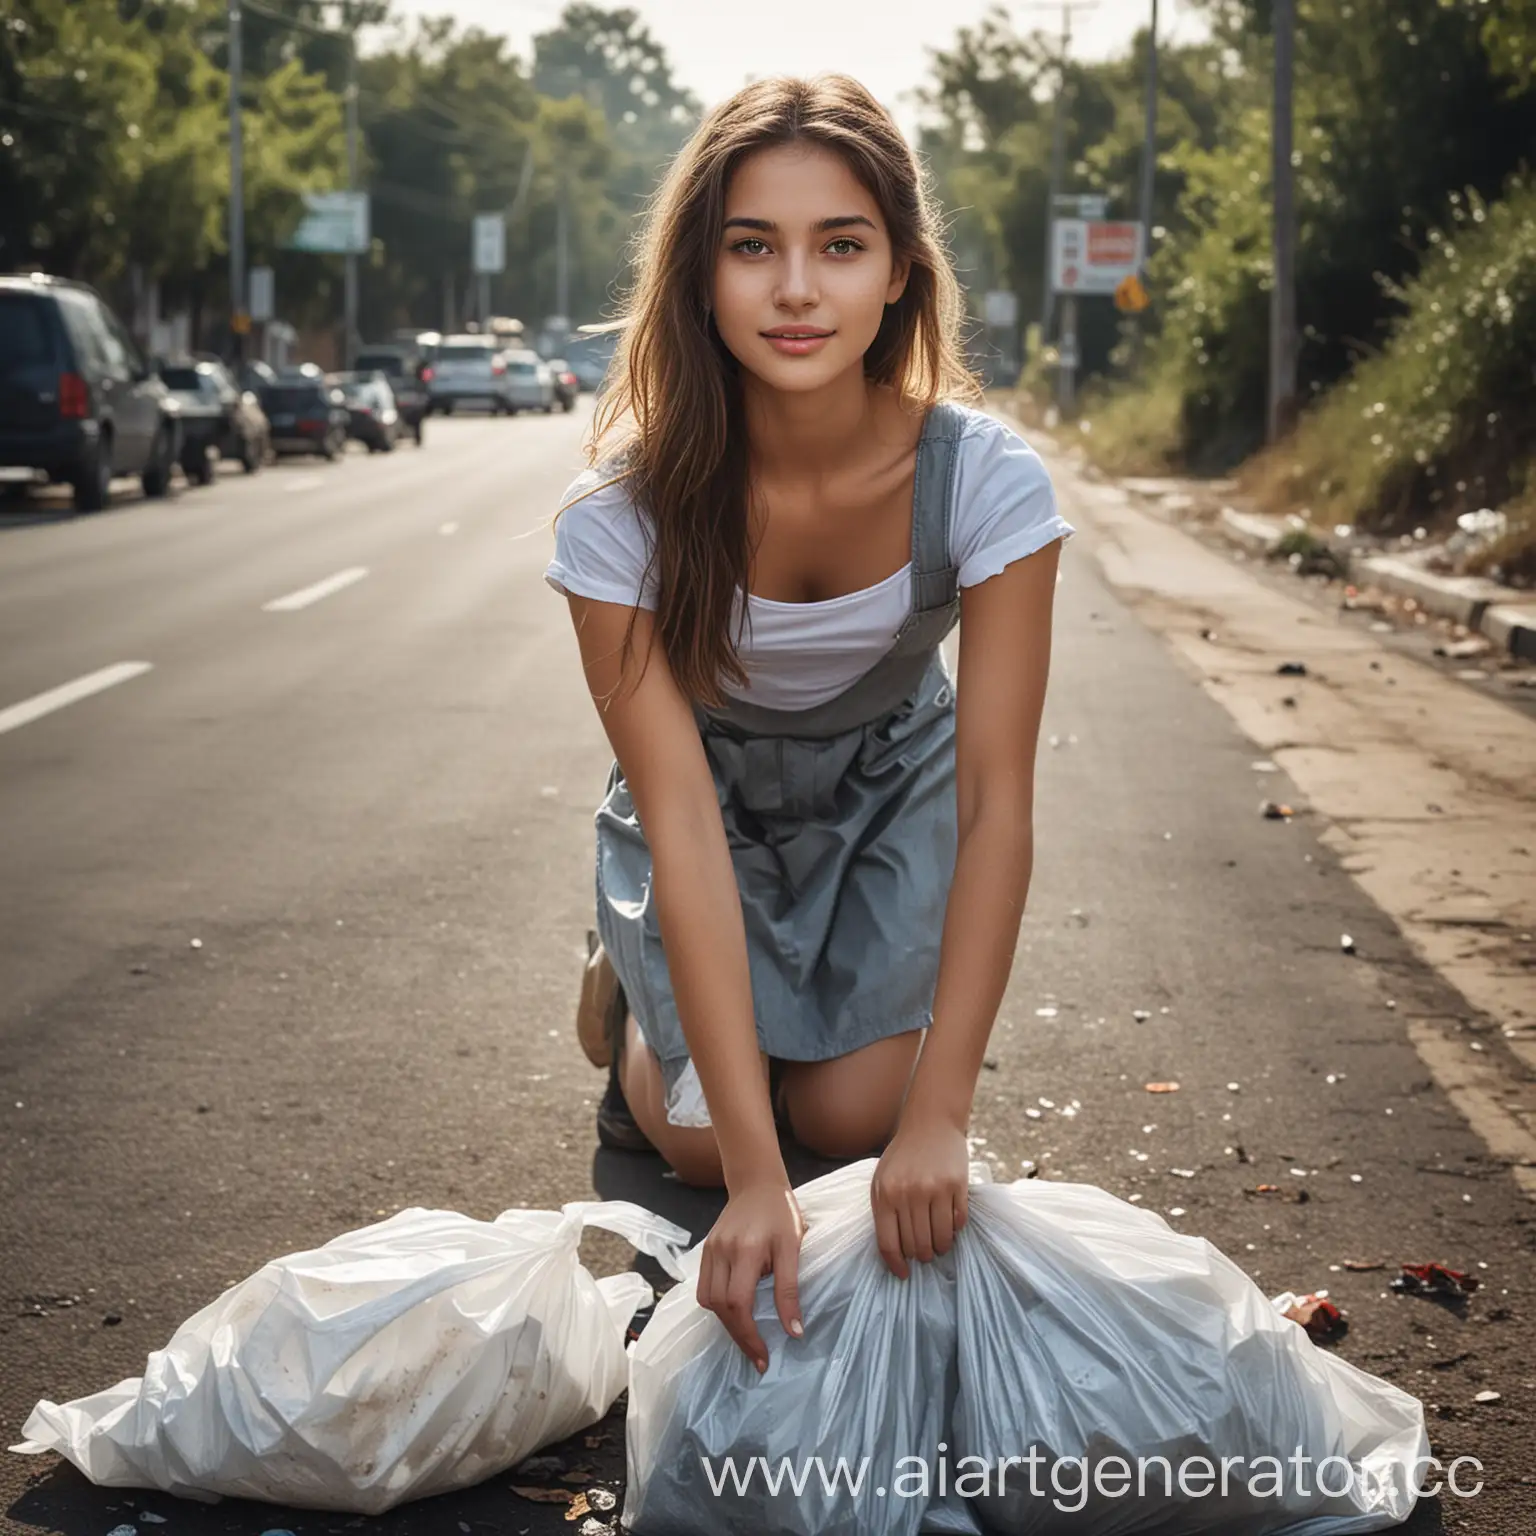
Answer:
[{"left": 774, "top": 248, "right": 818, "bottom": 308}]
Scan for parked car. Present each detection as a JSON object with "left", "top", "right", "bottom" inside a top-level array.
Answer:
[
  {"left": 561, "top": 328, "right": 618, "bottom": 393},
  {"left": 157, "top": 358, "right": 269, "bottom": 481},
  {"left": 257, "top": 377, "right": 349, "bottom": 460},
  {"left": 0, "top": 272, "right": 182, "bottom": 511},
  {"left": 425, "top": 335, "right": 516, "bottom": 414},
  {"left": 546, "top": 358, "right": 579, "bottom": 412},
  {"left": 334, "top": 372, "right": 400, "bottom": 452},
  {"left": 502, "top": 350, "right": 557, "bottom": 413},
  {"left": 353, "top": 344, "right": 429, "bottom": 443}
]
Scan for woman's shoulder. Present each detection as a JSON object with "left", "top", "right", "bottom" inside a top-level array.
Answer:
[
  {"left": 940, "top": 403, "right": 1073, "bottom": 586},
  {"left": 548, "top": 461, "right": 658, "bottom": 608}
]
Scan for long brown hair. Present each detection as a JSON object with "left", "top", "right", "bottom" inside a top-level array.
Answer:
[{"left": 580, "top": 73, "right": 980, "bottom": 707}]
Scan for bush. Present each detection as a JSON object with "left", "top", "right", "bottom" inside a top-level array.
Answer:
[{"left": 1249, "top": 177, "right": 1536, "bottom": 536}]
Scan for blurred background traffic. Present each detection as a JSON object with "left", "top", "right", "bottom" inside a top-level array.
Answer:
[{"left": 2, "top": 0, "right": 1533, "bottom": 587}]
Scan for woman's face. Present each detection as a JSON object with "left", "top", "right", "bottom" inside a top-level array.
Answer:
[{"left": 711, "top": 141, "right": 909, "bottom": 394}]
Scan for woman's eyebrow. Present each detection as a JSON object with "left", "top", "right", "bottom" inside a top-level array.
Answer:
[{"left": 722, "top": 215, "right": 878, "bottom": 233}]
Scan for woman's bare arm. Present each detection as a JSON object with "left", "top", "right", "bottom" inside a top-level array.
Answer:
[
  {"left": 564, "top": 594, "right": 784, "bottom": 1190},
  {"left": 904, "top": 538, "right": 1063, "bottom": 1129}
]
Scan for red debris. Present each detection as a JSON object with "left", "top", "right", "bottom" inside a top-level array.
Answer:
[{"left": 1391, "top": 1262, "right": 1480, "bottom": 1298}]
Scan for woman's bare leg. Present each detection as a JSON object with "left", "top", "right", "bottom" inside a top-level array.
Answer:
[
  {"left": 619, "top": 1014, "right": 771, "bottom": 1188},
  {"left": 779, "top": 1030, "right": 925, "bottom": 1160}
]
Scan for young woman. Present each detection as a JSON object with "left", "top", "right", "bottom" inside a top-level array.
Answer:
[{"left": 546, "top": 75, "right": 1073, "bottom": 1374}]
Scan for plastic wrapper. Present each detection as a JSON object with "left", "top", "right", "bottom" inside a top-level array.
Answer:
[{"left": 11, "top": 1200, "right": 688, "bottom": 1514}]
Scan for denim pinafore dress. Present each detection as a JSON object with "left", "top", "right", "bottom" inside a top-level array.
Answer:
[{"left": 593, "top": 402, "right": 966, "bottom": 1128}]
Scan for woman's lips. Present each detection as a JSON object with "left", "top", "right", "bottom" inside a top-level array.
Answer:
[{"left": 762, "top": 331, "right": 833, "bottom": 356}]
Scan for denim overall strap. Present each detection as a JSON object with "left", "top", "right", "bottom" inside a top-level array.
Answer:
[{"left": 695, "top": 400, "right": 965, "bottom": 742}]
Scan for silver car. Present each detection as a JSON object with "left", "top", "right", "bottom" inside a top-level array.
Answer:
[
  {"left": 501, "top": 350, "right": 556, "bottom": 413},
  {"left": 425, "top": 336, "right": 515, "bottom": 415}
]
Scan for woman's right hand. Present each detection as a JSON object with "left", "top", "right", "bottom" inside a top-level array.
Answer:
[{"left": 696, "top": 1176, "right": 806, "bottom": 1373}]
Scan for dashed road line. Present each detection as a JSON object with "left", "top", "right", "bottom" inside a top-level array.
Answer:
[
  {"left": 263, "top": 566, "right": 369, "bottom": 613},
  {"left": 0, "top": 662, "right": 154, "bottom": 737}
]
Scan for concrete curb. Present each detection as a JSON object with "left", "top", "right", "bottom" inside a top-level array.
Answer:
[{"left": 1210, "top": 508, "right": 1533, "bottom": 657}]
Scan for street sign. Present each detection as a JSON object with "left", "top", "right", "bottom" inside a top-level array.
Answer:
[
  {"left": 290, "top": 192, "right": 370, "bottom": 255},
  {"left": 1053, "top": 193, "right": 1108, "bottom": 220},
  {"left": 472, "top": 213, "right": 506, "bottom": 275},
  {"left": 248, "top": 266, "right": 275, "bottom": 323},
  {"left": 1115, "top": 272, "right": 1150, "bottom": 313},
  {"left": 1051, "top": 219, "right": 1145, "bottom": 296},
  {"left": 982, "top": 290, "right": 1018, "bottom": 328}
]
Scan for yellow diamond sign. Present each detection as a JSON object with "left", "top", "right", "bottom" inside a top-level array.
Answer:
[{"left": 1115, "top": 273, "right": 1150, "bottom": 313}]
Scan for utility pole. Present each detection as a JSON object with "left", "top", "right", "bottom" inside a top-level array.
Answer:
[
  {"left": 343, "top": 38, "right": 359, "bottom": 370},
  {"left": 227, "top": 0, "right": 246, "bottom": 361},
  {"left": 555, "top": 179, "right": 570, "bottom": 325},
  {"left": 1028, "top": 1, "right": 1096, "bottom": 344},
  {"left": 1269, "top": 0, "right": 1298, "bottom": 441},
  {"left": 1136, "top": 0, "right": 1159, "bottom": 270}
]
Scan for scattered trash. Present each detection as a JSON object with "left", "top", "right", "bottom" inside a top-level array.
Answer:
[
  {"left": 1145, "top": 1082, "right": 1181, "bottom": 1094},
  {"left": 1200, "top": 627, "right": 1218, "bottom": 641},
  {"left": 1035, "top": 1006, "right": 1059, "bottom": 1018},
  {"left": 1251, "top": 759, "right": 1279, "bottom": 773},
  {"left": 1227, "top": 1082, "right": 1242, "bottom": 1092},
  {"left": 1277, "top": 662, "right": 1308, "bottom": 676},
  {"left": 1391, "top": 1263, "right": 1481, "bottom": 1298},
  {"left": 189, "top": 938, "right": 202, "bottom": 950},
  {"left": 587, "top": 1488, "right": 618, "bottom": 1513},
  {"left": 1434, "top": 636, "right": 1492, "bottom": 660},
  {"left": 565, "top": 1492, "right": 592, "bottom": 1521},
  {"left": 1132, "top": 1008, "right": 1151, "bottom": 1022},
  {"left": 1343, "top": 1260, "right": 1386, "bottom": 1272},
  {"left": 1473, "top": 1390, "right": 1502, "bottom": 1405},
  {"left": 577, "top": 1518, "right": 615, "bottom": 1536},
  {"left": 513, "top": 1487, "right": 576, "bottom": 1505},
  {"left": 1167, "top": 1207, "right": 1186, "bottom": 1217},
  {"left": 1341, "top": 934, "right": 1357, "bottom": 955},
  {"left": 1168, "top": 1168, "right": 1197, "bottom": 1179},
  {"left": 1248, "top": 1184, "right": 1310, "bottom": 1204},
  {"left": 1261, "top": 801, "right": 1295, "bottom": 820},
  {"left": 106, "top": 1527, "right": 137, "bottom": 1536},
  {"left": 139, "top": 1516, "right": 167, "bottom": 1525},
  {"left": 1271, "top": 1291, "right": 1346, "bottom": 1341}
]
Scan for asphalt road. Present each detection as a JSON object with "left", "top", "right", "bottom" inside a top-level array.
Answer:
[{"left": 1, "top": 409, "right": 1531, "bottom": 1536}]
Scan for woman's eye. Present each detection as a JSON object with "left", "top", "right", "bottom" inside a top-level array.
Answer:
[
  {"left": 731, "top": 238, "right": 769, "bottom": 256},
  {"left": 826, "top": 238, "right": 864, "bottom": 256}
]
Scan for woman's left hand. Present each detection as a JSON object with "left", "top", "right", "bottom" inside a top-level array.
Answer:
[{"left": 870, "top": 1110, "right": 971, "bottom": 1279}]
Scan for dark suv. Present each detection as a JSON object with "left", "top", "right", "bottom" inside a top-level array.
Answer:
[{"left": 0, "top": 273, "right": 182, "bottom": 511}]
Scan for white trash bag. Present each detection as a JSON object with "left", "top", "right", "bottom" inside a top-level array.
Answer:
[
  {"left": 624, "top": 1158, "right": 987, "bottom": 1536},
  {"left": 11, "top": 1201, "right": 688, "bottom": 1514},
  {"left": 952, "top": 1177, "right": 1429, "bottom": 1534}
]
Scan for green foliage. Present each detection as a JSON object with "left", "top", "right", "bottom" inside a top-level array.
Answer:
[{"left": 1255, "top": 177, "right": 1536, "bottom": 531}]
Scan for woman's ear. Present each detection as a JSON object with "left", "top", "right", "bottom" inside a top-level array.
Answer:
[{"left": 886, "top": 256, "right": 912, "bottom": 307}]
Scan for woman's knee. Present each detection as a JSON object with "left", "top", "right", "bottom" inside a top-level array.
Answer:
[{"left": 781, "top": 1033, "right": 922, "bottom": 1160}]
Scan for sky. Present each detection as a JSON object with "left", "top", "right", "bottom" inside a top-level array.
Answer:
[{"left": 383, "top": 0, "right": 1212, "bottom": 135}]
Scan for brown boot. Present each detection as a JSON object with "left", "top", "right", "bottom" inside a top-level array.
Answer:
[{"left": 577, "top": 930, "right": 624, "bottom": 1068}]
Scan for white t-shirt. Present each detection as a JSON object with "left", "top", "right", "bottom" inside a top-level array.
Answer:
[{"left": 545, "top": 404, "right": 1074, "bottom": 711}]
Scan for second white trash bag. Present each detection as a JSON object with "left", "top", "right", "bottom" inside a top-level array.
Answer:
[
  {"left": 11, "top": 1201, "right": 688, "bottom": 1514},
  {"left": 624, "top": 1159, "right": 986, "bottom": 1536},
  {"left": 952, "top": 1177, "right": 1429, "bottom": 1534}
]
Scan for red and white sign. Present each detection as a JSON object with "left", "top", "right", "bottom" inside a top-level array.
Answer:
[{"left": 1051, "top": 219, "right": 1144, "bottom": 296}]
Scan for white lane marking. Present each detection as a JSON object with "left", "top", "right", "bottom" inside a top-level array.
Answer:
[
  {"left": 283, "top": 475, "right": 326, "bottom": 495},
  {"left": 439, "top": 521, "right": 458, "bottom": 536},
  {"left": 263, "top": 566, "right": 369, "bottom": 613},
  {"left": 0, "top": 662, "right": 153, "bottom": 737}
]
